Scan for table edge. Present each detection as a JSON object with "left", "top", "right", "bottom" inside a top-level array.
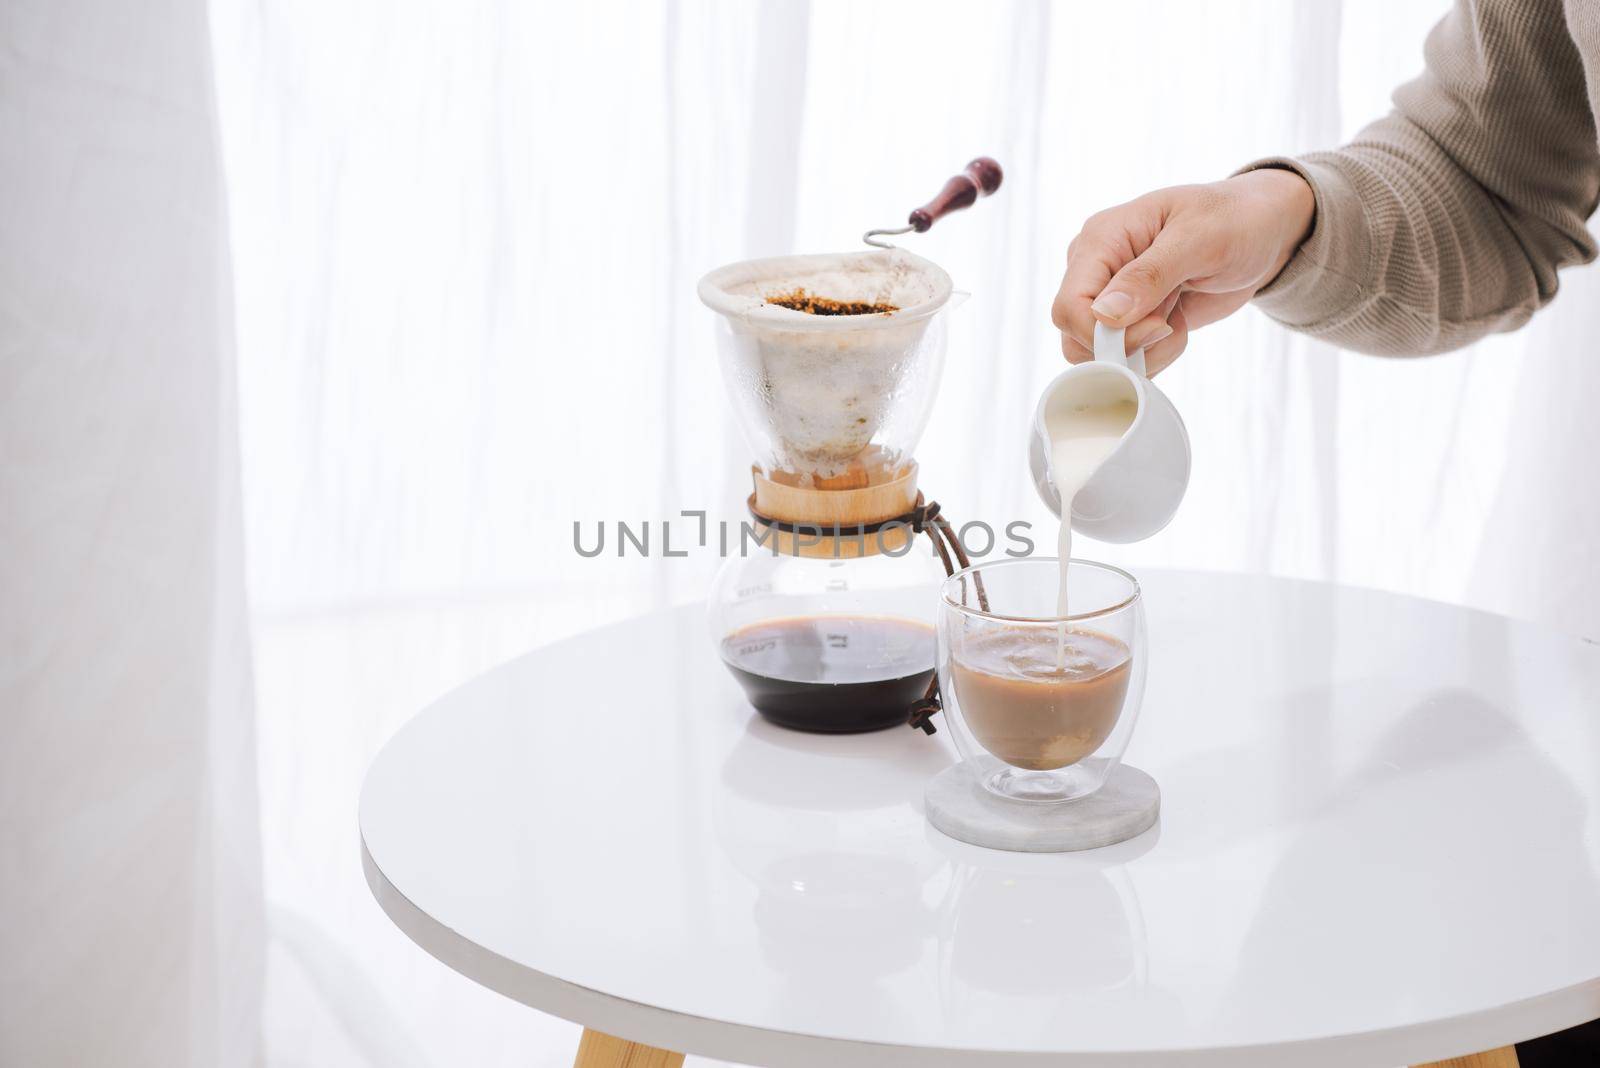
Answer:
[{"left": 361, "top": 786, "right": 1600, "bottom": 1066}]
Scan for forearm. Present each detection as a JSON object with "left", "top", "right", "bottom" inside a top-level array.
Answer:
[
  {"left": 1242, "top": 124, "right": 1591, "bottom": 356},
  {"left": 1242, "top": 0, "right": 1600, "bottom": 357}
]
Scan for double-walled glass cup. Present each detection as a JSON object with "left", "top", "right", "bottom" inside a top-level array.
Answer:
[{"left": 938, "top": 559, "right": 1146, "bottom": 803}]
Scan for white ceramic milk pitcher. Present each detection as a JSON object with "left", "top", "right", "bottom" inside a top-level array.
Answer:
[{"left": 1028, "top": 323, "right": 1191, "bottom": 543}]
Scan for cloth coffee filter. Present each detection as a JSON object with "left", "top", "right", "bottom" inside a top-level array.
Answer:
[{"left": 699, "top": 249, "right": 953, "bottom": 479}]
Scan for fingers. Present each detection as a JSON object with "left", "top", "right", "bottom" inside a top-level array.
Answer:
[
  {"left": 1061, "top": 335, "right": 1094, "bottom": 364},
  {"left": 1091, "top": 228, "right": 1211, "bottom": 330},
  {"left": 1053, "top": 200, "right": 1164, "bottom": 355},
  {"left": 1051, "top": 236, "right": 1115, "bottom": 360},
  {"left": 1061, "top": 290, "right": 1180, "bottom": 365},
  {"left": 1060, "top": 317, "right": 1171, "bottom": 363},
  {"left": 1170, "top": 287, "right": 1253, "bottom": 331},
  {"left": 1142, "top": 300, "right": 1190, "bottom": 376},
  {"left": 1054, "top": 197, "right": 1188, "bottom": 361},
  {"left": 1053, "top": 180, "right": 1266, "bottom": 372}
]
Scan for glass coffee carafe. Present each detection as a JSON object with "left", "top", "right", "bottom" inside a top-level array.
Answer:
[{"left": 699, "top": 249, "right": 960, "bottom": 733}]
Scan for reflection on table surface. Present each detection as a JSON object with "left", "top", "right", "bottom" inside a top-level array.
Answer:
[{"left": 360, "top": 572, "right": 1600, "bottom": 1057}]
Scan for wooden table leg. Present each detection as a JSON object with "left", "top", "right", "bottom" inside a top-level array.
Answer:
[
  {"left": 1412, "top": 1046, "right": 1519, "bottom": 1068},
  {"left": 573, "top": 1027, "right": 686, "bottom": 1068}
]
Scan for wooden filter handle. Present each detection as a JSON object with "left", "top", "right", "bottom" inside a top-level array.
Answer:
[{"left": 908, "top": 157, "right": 1003, "bottom": 233}]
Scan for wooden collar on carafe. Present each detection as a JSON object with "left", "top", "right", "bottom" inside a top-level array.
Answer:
[{"left": 749, "top": 456, "right": 919, "bottom": 559}]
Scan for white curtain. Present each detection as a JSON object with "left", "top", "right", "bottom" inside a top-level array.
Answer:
[
  {"left": 212, "top": 1, "right": 1600, "bottom": 1064},
  {"left": 212, "top": 0, "right": 1600, "bottom": 641},
  {"left": 5, "top": 0, "right": 1595, "bottom": 1065},
  {"left": 0, "top": 0, "right": 262, "bottom": 1065}
]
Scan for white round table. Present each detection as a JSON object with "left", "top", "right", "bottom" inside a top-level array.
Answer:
[{"left": 360, "top": 571, "right": 1600, "bottom": 1067}]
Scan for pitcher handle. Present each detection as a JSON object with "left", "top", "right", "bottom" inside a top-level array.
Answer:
[{"left": 1093, "top": 322, "right": 1147, "bottom": 377}]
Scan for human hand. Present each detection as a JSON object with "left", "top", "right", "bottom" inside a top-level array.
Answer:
[{"left": 1051, "top": 168, "right": 1315, "bottom": 374}]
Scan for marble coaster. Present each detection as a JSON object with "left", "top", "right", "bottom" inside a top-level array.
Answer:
[{"left": 925, "top": 762, "right": 1160, "bottom": 853}]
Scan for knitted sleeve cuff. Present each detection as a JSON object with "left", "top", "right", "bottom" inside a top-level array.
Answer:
[{"left": 1233, "top": 155, "right": 1373, "bottom": 330}]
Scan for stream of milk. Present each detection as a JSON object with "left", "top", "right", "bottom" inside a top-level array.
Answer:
[{"left": 1046, "top": 397, "right": 1137, "bottom": 663}]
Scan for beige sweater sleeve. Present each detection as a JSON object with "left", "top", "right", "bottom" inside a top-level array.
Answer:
[{"left": 1241, "top": 0, "right": 1600, "bottom": 356}]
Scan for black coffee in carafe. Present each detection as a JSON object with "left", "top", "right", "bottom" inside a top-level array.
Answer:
[{"left": 720, "top": 615, "right": 935, "bottom": 733}]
